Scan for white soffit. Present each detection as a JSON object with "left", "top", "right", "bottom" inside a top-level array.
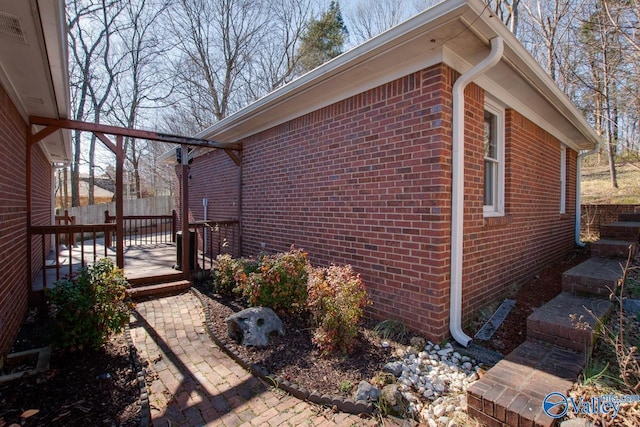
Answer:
[{"left": 0, "top": 0, "right": 71, "bottom": 164}]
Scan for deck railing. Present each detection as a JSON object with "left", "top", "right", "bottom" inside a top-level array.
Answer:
[
  {"left": 190, "top": 220, "right": 240, "bottom": 271},
  {"left": 29, "top": 223, "right": 117, "bottom": 290},
  {"left": 104, "top": 210, "right": 177, "bottom": 246},
  {"left": 54, "top": 210, "right": 77, "bottom": 245}
]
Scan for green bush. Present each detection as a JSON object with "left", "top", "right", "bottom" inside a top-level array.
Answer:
[
  {"left": 212, "top": 254, "right": 262, "bottom": 297},
  {"left": 307, "top": 264, "right": 371, "bottom": 355},
  {"left": 235, "top": 246, "right": 309, "bottom": 315},
  {"left": 212, "top": 254, "right": 241, "bottom": 296},
  {"left": 46, "top": 258, "right": 131, "bottom": 350}
]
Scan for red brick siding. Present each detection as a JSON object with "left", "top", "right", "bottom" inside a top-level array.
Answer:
[
  {"left": 0, "top": 82, "right": 52, "bottom": 357},
  {"left": 192, "top": 63, "right": 580, "bottom": 342},
  {"left": 460, "top": 101, "right": 578, "bottom": 321},
  {"left": 0, "top": 83, "right": 29, "bottom": 357},
  {"left": 180, "top": 150, "right": 240, "bottom": 223},
  {"left": 239, "top": 65, "right": 453, "bottom": 339}
]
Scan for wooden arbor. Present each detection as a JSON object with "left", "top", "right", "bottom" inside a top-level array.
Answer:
[{"left": 27, "top": 116, "right": 241, "bottom": 280}]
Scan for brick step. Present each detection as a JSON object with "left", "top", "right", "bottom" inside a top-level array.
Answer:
[
  {"left": 527, "top": 292, "right": 612, "bottom": 353},
  {"left": 467, "top": 340, "right": 584, "bottom": 427},
  {"left": 599, "top": 221, "right": 640, "bottom": 241},
  {"left": 562, "top": 257, "right": 624, "bottom": 297},
  {"left": 618, "top": 212, "right": 640, "bottom": 222},
  {"left": 127, "top": 280, "right": 191, "bottom": 299},
  {"left": 590, "top": 238, "right": 637, "bottom": 259},
  {"left": 127, "top": 272, "right": 184, "bottom": 287}
]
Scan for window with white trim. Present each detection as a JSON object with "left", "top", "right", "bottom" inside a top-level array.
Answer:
[
  {"left": 483, "top": 100, "right": 505, "bottom": 216},
  {"left": 560, "top": 145, "right": 566, "bottom": 214}
]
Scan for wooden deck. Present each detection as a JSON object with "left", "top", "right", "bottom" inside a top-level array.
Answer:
[{"left": 31, "top": 240, "right": 199, "bottom": 291}]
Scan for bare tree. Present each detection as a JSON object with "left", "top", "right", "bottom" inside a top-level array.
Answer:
[
  {"left": 241, "top": 0, "right": 312, "bottom": 99},
  {"left": 67, "top": 0, "right": 126, "bottom": 206},
  {"left": 112, "top": 0, "right": 174, "bottom": 198},
  {"left": 348, "top": 0, "right": 412, "bottom": 45},
  {"left": 169, "top": 0, "right": 266, "bottom": 128},
  {"left": 485, "top": 0, "right": 521, "bottom": 34}
]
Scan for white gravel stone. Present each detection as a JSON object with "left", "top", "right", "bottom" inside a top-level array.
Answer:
[{"left": 384, "top": 340, "right": 481, "bottom": 425}]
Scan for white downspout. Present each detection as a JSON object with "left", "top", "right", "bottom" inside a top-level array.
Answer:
[
  {"left": 575, "top": 149, "right": 598, "bottom": 247},
  {"left": 450, "top": 37, "right": 504, "bottom": 347}
]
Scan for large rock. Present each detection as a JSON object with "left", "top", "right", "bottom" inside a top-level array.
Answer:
[
  {"left": 379, "top": 384, "right": 409, "bottom": 417},
  {"left": 225, "top": 307, "right": 284, "bottom": 347},
  {"left": 355, "top": 381, "right": 380, "bottom": 402}
]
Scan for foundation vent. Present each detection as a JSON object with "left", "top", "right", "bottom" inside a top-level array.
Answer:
[{"left": 0, "top": 12, "right": 27, "bottom": 44}]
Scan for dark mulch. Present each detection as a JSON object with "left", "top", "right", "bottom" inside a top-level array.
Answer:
[
  {"left": 199, "top": 290, "right": 400, "bottom": 397},
  {"left": 470, "top": 248, "right": 590, "bottom": 354},
  {"left": 0, "top": 311, "right": 140, "bottom": 427}
]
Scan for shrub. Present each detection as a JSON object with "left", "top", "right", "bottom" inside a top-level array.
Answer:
[
  {"left": 46, "top": 258, "right": 131, "bottom": 350},
  {"left": 212, "top": 254, "right": 262, "bottom": 297},
  {"left": 235, "top": 246, "right": 309, "bottom": 315},
  {"left": 307, "top": 264, "right": 371, "bottom": 355},
  {"left": 212, "top": 254, "right": 241, "bottom": 296}
]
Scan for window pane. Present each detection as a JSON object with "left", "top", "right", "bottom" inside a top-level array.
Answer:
[
  {"left": 484, "top": 111, "right": 496, "bottom": 160},
  {"left": 484, "top": 160, "right": 494, "bottom": 206}
]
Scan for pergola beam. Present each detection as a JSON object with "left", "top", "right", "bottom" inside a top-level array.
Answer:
[{"left": 29, "top": 116, "right": 241, "bottom": 151}]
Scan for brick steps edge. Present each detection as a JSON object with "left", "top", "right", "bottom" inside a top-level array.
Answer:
[
  {"left": 127, "top": 280, "right": 191, "bottom": 299},
  {"left": 467, "top": 340, "right": 584, "bottom": 427},
  {"left": 527, "top": 292, "right": 612, "bottom": 354}
]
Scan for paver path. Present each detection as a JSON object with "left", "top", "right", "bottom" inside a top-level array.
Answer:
[{"left": 130, "top": 292, "right": 374, "bottom": 426}]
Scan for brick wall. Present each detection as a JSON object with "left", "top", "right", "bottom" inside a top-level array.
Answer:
[
  {"left": 239, "top": 64, "right": 453, "bottom": 339},
  {"left": 0, "top": 82, "right": 52, "bottom": 357},
  {"left": 581, "top": 204, "right": 640, "bottom": 238},
  {"left": 180, "top": 150, "right": 240, "bottom": 223},
  {"left": 460, "top": 100, "right": 578, "bottom": 321},
  {"left": 0, "top": 82, "right": 28, "bottom": 357},
  {"left": 192, "top": 63, "right": 581, "bottom": 342}
]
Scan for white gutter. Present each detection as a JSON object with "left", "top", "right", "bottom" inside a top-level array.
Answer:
[
  {"left": 450, "top": 37, "right": 504, "bottom": 347},
  {"left": 575, "top": 148, "right": 598, "bottom": 247}
]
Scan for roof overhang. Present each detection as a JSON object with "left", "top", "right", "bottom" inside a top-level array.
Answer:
[
  {"left": 197, "top": 0, "right": 598, "bottom": 152},
  {"left": 0, "top": 0, "right": 71, "bottom": 164}
]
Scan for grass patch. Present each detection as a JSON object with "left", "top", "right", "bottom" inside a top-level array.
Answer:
[{"left": 582, "top": 162, "right": 640, "bottom": 204}]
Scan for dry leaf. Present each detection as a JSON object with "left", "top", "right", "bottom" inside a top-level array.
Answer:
[{"left": 20, "top": 409, "right": 39, "bottom": 419}]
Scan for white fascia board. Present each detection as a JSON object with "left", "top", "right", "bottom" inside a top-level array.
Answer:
[
  {"left": 197, "top": 0, "right": 597, "bottom": 152},
  {"left": 37, "top": 0, "right": 70, "bottom": 120},
  {"left": 36, "top": 0, "right": 72, "bottom": 163}
]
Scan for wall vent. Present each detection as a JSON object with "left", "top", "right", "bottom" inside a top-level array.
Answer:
[{"left": 0, "top": 12, "right": 27, "bottom": 44}]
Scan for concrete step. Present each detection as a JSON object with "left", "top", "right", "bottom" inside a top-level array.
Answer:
[
  {"left": 127, "top": 272, "right": 184, "bottom": 287},
  {"left": 562, "top": 257, "right": 624, "bottom": 297},
  {"left": 618, "top": 212, "right": 640, "bottom": 222},
  {"left": 127, "top": 280, "right": 191, "bottom": 299},
  {"left": 599, "top": 221, "right": 640, "bottom": 241},
  {"left": 527, "top": 292, "right": 612, "bottom": 353},
  {"left": 590, "top": 238, "right": 637, "bottom": 259},
  {"left": 467, "top": 339, "right": 584, "bottom": 427}
]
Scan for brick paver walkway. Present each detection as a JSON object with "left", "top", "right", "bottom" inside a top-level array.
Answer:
[{"left": 130, "top": 292, "right": 374, "bottom": 426}]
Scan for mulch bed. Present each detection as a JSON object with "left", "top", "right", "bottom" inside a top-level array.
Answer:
[
  {"left": 0, "top": 312, "right": 141, "bottom": 427},
  {"left": 198, "top": 289, "right": 400, "bottom": 398}
]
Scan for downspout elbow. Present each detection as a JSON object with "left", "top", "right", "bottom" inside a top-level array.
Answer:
[{"left": 450, "top": 37, "right": 504, "bottom": 347}]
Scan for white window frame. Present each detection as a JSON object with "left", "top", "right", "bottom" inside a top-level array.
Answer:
[
  {"left": 560, "top": 145, "right": 566, "bottom": 214},
  {"left": 483, "top": 99, "right": 505, "bottom": 217}
]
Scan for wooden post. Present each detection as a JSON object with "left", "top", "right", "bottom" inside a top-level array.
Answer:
[
  {"left": 172, "top": 210, "right": 177, "bottom": 243},
  {"left": 115, "top": 136, "right": 124, "bottom": 268},
  {"left": 180, "top": 145, "right": 190, "bottom": 280}
]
